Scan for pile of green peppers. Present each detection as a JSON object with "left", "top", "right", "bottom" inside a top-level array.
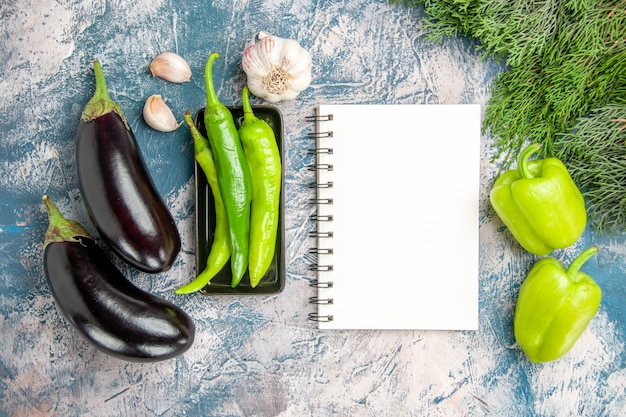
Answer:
[
  {"left": 176, "top": 52, "right": 281, "bottom": 292},
  {"left": 490, "top": 144, "right": 602, "bottom": 363}
]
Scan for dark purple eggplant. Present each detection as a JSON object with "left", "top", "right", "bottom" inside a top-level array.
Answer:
[
  {"left": 76, "top": 60, "right": 180, "bottom": 273},
  {"left": 42, "top": 195, "right": 194, "bottom": 362}
]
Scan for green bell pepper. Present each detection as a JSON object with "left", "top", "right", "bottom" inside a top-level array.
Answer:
[
  {"left": 490, "top": 143, "right": 587, "bottom": 255},
  {"left": 514, "top": 246, "right": 602, "bottom": 363}
]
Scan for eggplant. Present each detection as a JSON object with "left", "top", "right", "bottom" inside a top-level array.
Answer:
[
  {"left": 41, "top": 195, "right": 195, "bottom": 362},
  {"left": 76, "top": 60, "right": 180, "bottom": 273}
]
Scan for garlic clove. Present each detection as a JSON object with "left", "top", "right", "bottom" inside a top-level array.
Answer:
[
  {"left": 241, "top": 32, "right": 312, "bottom": 103},
  {"left": 143, "top": 94, "right": 180, "bottom": 132},
  {"left": 149, "top": 52, "right": 192, "bottom": 83},
  {"left": 278, "top": 38, "right": 312, "bottom": 74},
  {"left": 289, "top": 67, "right": 313, "bottom": 90}
]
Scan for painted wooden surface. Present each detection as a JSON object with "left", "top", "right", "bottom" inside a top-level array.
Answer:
[{"left": 1, "top": 1, "right": 624, "bottom": 416}]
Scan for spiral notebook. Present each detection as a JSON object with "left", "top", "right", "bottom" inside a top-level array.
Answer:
[{"left": 307, "top": 104, "right": 481, "bottom": 330}]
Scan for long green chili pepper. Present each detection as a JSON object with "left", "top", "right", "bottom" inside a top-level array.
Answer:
[
  {"left": 203, "top": 52, "right": 252, "bottom": 287},
  {"left": 238, "top": 86, "right": 282, "bottom": 287},
  {"left": 175, "top": 111, "right": 230, "bottom": 295}
]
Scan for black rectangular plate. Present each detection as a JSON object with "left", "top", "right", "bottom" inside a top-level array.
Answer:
[{"left": 194, "top": 106, "right": 285, "bottom": 294}]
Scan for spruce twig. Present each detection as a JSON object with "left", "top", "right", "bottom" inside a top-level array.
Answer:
[
  {"left": 555, "top": 105, "right": 626, "bottom": 233},
  {"left": 393, "top": 0, "right": 626, "bottom": 232}
]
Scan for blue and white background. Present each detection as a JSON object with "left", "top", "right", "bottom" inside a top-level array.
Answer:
[{"left": 1, "top": 1, "right": 624, "bottom": 416}]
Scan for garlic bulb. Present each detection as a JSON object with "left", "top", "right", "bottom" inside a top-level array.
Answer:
[
  {"left": 143, "top": 95, "right": 180, "bottom": 132},
  {"left": 149, "top": 52, "right": 192, "bottom": 83},
  {"left": 242, "top": 32, "right": 312, "bottom": 103}
]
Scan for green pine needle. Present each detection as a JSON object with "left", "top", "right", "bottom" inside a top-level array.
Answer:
[
  {"left": 393, "top": 0, "right": 626, "bottom": 233},
  {"left": 555, "top": 105, "right": 626, "bottom": 233}
]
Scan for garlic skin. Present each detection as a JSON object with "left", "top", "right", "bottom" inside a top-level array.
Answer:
[
  {"left": 242, "top": 32, "right": 312, "bottom": 103},
  {"left": 149, "top": 52, "right": 192, "bottom": 83},
  {"left": 143, "top": 95, "right": 180, "bottom": 132}
]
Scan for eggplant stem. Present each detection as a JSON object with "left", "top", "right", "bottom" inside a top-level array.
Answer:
[
  {"left": 42, "top": 195, "right": 91, "bottom": 248},
  {"left": 81, "top": 60, "right": 127, "bottom": 127}
]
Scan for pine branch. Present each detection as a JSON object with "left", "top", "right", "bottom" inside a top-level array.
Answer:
[
  {"left": 393, "top": 0, "right": 626, "bottom": 232},
  {"left": 555, "top": 105, "right": 626, "bottom": 233}
]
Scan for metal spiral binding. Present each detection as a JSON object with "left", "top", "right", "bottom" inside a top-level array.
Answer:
[
  {"left": 308, "top": 181, "right": 333, "bottom": 189},
  {"left": 307, "top": 111, "right": 335, "bottom": 323},
  {"left": 308, "top": 313, "right": 334, "bottom": 322},
  {"left": 310, "top": 280, "right": 333, "bottom": 288},
  {"left": 309, "top": 231, "right": 333, "bottom": 238},
  {"left": 310, "top": 214, "right": 333, "bottom": 222},
  {"left": 305, "top": 114, "right": 334, "bottom": 122},
  {"left": 308, "top": 198, "right": 333, "bottom": 205},
  {"left": 308, "top": 130, "right": 333, "bottom": 139},
  {"left": 309, "top": 264, "right": 333, "bottom": 272},
  {"left": 309, "top": 248, "right": 334, "bottom": 255},
  {"left": 307, "top": 164, "right": 333, "bottom": 171},
  {"left": 307, "top": 147, "right": 333, "bottom": 155},
  {"left": 309, "top": 296, "right": 334, "bottom": 305}
]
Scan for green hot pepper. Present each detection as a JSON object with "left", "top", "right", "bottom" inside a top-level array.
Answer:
[
  {"left": 238, "top": 86, "right": 282, "bottom": 287},
  {"left": 175, "top": 111, "right": 230, "bottom": 294},
  {"left": 514, "top": 246, "right": 602, "bottom": 363},
  {"left": 490, "top": 143, "right": 587, "bottom": 255},
  {"left": 203, "top": 52, "right": 252, "bottom": 287}
]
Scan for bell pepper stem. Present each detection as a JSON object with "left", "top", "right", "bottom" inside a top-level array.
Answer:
[
  {"left": 204, "top": 53, "right": 221, "bottom": 108},
  {"left": 518, "top": 143, "right": 542, "bottom": 179},
  {"left": 566, "top": 246, "right": 599, "bottom": 279}
]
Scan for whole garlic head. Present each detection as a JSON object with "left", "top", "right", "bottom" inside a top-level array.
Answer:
[
  {"left": 242, "top": 32, "right": 312, "bottom": 103},
  {"left": 143, "top": 95, "right": 180, "bottom": 132}
]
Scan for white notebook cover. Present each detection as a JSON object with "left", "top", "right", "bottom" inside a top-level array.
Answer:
[{"left": 311, "top": 104, "right": 481, "bottom": 330}]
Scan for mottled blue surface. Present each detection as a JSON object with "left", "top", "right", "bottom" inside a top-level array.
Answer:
[{"left": 1, "top": 1, "right": 624, "bottom": 416}]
